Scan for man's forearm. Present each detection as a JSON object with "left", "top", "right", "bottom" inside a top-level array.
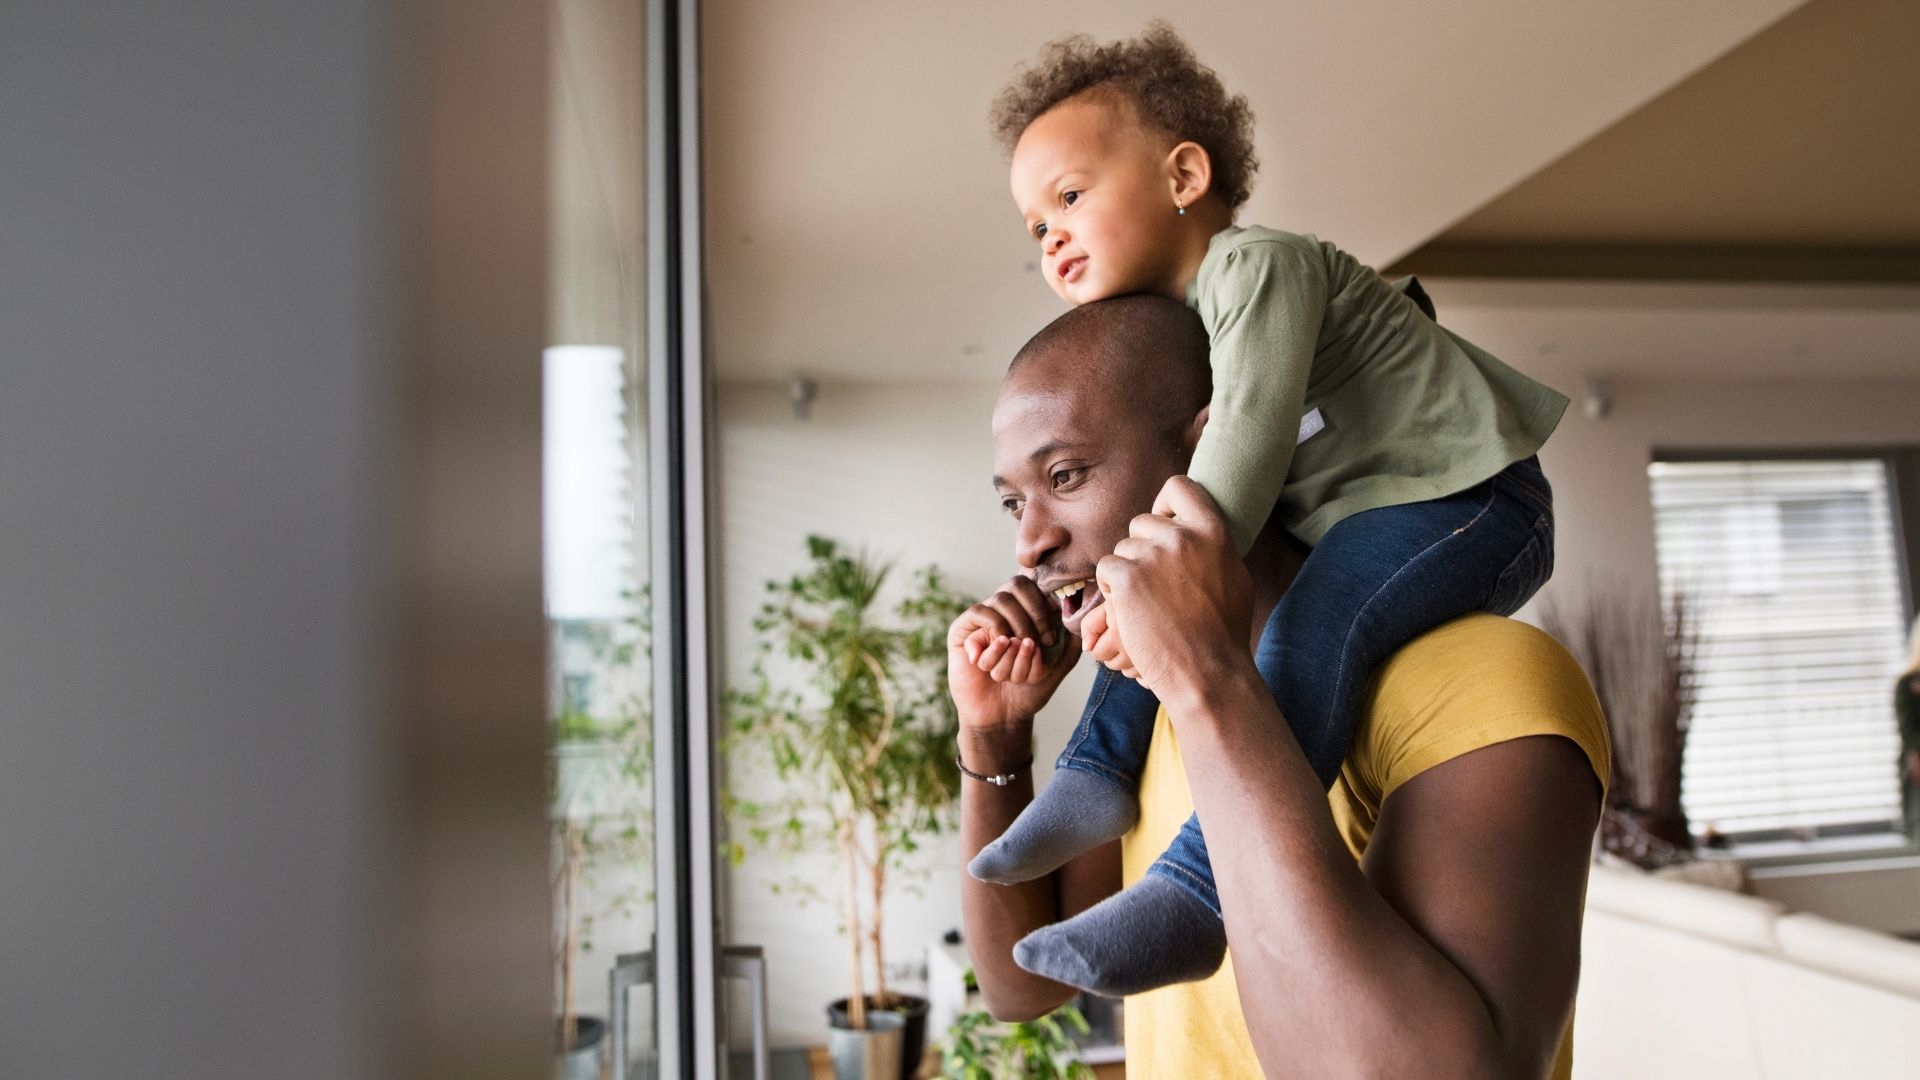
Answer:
[
  {"left": 957, "top": 726, "right": 1085, "bottom": 1022},
  {"left": 1159, "top": 663, "right": 1509, "bottom": 1079}
]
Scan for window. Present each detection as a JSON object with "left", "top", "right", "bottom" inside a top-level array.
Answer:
[{"left": 1648, "top": 457, "right": 1912, "bottom": 842}]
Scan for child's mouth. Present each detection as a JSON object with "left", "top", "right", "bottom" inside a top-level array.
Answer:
[{"left": 1057, "top": 256, "right": 1087, "bottom": 283}]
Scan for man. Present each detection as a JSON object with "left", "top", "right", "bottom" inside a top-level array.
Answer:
[{"left": 951, "top": 295, "right": 1609, "bottom": 1078}]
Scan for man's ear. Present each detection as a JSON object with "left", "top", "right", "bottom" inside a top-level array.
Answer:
[
  {"left": 1181, "top": 405, "right": 1210, "bottom": 456},
  {"left": 1165, "top": 141, "right": 1214, "bottom": 210}
]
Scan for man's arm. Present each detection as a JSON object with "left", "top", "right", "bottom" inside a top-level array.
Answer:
[
  {"left": 1098, "top": 477, "right": 1599, "bottom": 1078},
  {"left": 1174, "top": 674, "right": 1597, "bottom": 1078},
  {"left": 944, "top": 577, "right": 1122, "bottom": 1021},
  {"left": 959, "top": 724, "right": 1121, "bottom": 1021}
]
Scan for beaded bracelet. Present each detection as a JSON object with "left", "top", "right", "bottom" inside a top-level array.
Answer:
[{"left": 954, "top": 753, "right": 1033, "bottom": 787}]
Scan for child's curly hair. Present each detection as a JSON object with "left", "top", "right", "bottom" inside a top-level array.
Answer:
[{"left": 989, "top": 22, "right": 1258, "bottom": 212}]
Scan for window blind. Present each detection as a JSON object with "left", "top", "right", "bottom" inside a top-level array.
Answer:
[{"left": 1648, "top": 458, "right": 1909, "bottom": 838}]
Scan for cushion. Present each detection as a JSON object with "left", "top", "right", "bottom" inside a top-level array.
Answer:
[
  {"left": 1773, "top": 913, "right": 1920, "bottom": 999},
  {"left": 1586, "top": 864, "right": 1783, "bottom": 951}
]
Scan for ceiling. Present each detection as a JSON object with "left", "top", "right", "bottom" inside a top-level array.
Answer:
[
  {"left": 1414, "top": 278, "right": 1920, "bottom": 386},
  {"left": 1391, "top": 0, "right": 1920, "bottom": 280},
  {"left": 697, "top": 0, "right": 1920, "bottom": 385}
]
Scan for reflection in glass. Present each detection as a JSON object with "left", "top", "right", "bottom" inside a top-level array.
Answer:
[{"left": 545, "top": 0, "right": 651, "bottom": 1074}]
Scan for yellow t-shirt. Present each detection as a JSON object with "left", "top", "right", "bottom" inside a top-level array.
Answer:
[{"left": 1119, "top": 613, "right": 1610, "bottom": 1079}]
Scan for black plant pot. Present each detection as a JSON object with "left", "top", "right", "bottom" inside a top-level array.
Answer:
[{"left": 829, "top": 995, "right": 930, "bottom": 1078}]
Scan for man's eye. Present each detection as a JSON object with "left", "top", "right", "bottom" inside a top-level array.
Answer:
[
  {"left": 1052, "top": 467, "right": 1085, "bottom": 489},
  {"left": 1001, "top": 497, "right": 1024, "bottom": 517}
]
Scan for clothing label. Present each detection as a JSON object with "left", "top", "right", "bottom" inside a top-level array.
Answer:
[{"left": 1297, "top": 407, "right": 1325, "bottom": 445}]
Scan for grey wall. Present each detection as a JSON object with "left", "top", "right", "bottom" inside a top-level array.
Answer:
[{"left": 1, "top": 4, "right": 394, "bottom": 1076}]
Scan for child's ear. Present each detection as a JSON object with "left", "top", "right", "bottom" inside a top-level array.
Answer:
[{"left": 1165, "top": 141, "right": 1214, "bottom": 209}]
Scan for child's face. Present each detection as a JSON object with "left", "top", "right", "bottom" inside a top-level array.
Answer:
[{"left": 1010, "top": 95, "right": 1186, "bottom": 306}]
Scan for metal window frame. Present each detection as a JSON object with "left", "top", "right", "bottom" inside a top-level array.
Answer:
[
  {"left": 1648, "top": 446, "right": 1920, "bottom": 846},
  {"left": 647, "top": 0, "right": 720, "bottom": 1074}
]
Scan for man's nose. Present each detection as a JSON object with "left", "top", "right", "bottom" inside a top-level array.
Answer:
[{"left": 1014, "top": 503, "right": 1067, "bottom": 571}]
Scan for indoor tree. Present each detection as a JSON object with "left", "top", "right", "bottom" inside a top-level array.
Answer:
[{"left": 726, "top": 536, "right": 969, "bottom": 1028}]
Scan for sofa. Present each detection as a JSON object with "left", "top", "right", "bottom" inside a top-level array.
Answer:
[{"left": 1574, "top": 863, "right": 1920, "bottom": 1078}]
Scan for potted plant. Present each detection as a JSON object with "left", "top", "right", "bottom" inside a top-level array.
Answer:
[
  {"left": 939, "top": 970, "right": 1095, "bottom": 1080},
  {"left": 727, "top": 536, "right": 969, "bottom": 1080},
  {"left": 550, "top": 607, "right": 653, "bottom": 1079}
]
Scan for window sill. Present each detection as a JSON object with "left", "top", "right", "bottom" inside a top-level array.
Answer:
[{"left": 1700, "top": 831, "right": 1919, "bottom": 872}]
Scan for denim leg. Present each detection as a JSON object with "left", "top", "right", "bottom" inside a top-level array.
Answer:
[
  {"left": 1150, "top": 457, "right": 1558, "bottom": 914},
  {"left": 1054, "top": 665, "right": 1161, "bottom": 789}
]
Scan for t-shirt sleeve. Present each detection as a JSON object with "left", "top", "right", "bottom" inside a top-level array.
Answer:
[
  {"left": 1189, "top": 238, "right": 1326, "bottom": 555},
  {"left": 1364, "top": 615, "right": 1613, "bottom": 807}
]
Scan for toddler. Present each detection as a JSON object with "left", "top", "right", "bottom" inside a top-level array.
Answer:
[{"left": 964, "top": 23, "right": 1569, "bottom": 997}]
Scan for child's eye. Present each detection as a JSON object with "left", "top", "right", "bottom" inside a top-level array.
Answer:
[
  {"left": 1062, "top": 191, "right": 1079, "bottom": 207},
  {"left": 1032, "top": 222, "right": 1048, "bottom": 241}
]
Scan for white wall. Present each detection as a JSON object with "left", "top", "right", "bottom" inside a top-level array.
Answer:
[{"left": 715, "top": 380, "right": 1103, "bottom": 1046}]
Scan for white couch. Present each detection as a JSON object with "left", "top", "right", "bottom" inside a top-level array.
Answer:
[{"left": 1574, "top": 863, "right": 1920, "bottom": 1079}]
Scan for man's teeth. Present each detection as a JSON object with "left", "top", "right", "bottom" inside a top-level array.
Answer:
[{"left": 1053, "top": 581, "right": 1087, "bottom": 601}]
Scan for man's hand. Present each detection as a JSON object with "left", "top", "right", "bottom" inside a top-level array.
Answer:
[
  {"left": 947, "top": 576, "right": 1079, "bottom": 736},
  {"left": 1093, "top": 476, "right": 1253, "bottom": 696}
]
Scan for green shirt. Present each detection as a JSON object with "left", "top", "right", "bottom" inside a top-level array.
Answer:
[{"left": 1185, "top": 226, "right": 1569, "bottom": 551}]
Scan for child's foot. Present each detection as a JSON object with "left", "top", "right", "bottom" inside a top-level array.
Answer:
[
  {"left": 1011, "top": 875, "right": 1226, "bottom": 997},
  {"left": 967, "top": 769, "right": 1138, "bottom": 885}
]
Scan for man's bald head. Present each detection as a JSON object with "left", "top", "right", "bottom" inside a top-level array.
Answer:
[{"left": 1004, "top": 294, "right": 1211, "bottom": 454}]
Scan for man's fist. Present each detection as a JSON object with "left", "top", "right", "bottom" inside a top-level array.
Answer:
[{"left": 1092, "top": 476, "right": 1252, "bottom": 695}]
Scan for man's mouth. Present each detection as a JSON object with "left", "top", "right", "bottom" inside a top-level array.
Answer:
[
  {"left": 1057, "top": 256, "right": 1087, "bottom": 283},
  {"left": 1051, "top": 578, "right": 1104, "bottom": 633}
]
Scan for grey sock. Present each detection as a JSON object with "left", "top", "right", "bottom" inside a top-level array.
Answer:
[
  {"left": 1011, "top": 874, "right": 1227, "bottom": 997},
  {"left": 967, "top": 768, "right": 1139, "bottom": 885}
]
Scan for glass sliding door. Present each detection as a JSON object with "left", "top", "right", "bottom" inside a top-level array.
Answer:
[{"left": 542, "top": 0, "right": 729, "bottom": 1075}]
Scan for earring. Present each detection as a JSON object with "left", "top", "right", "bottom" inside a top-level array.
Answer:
[{"left": 1176, "top": 203, "right": 1186, "bottom": 216}]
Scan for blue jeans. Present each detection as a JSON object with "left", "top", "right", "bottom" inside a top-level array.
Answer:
[{"left": 1055, "top": 456, "right": 1557, "bottom": 915}]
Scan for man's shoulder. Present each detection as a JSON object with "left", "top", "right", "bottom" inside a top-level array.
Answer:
[
  {"left": 1379, "top": 612, "right": 1580, "bottom": 688},
  {"left": 1353, "top": 614, "right": 1610, "bottom": 803}
]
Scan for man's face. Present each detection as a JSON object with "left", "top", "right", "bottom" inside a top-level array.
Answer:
[{"left": 991, "top": 366, "right": 1183, "bottom": 635}]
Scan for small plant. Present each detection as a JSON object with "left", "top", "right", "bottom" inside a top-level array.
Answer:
[
  {"left": 725, "top": 536, "right": 969, "bottom": 1029},
  {"left": 939, "top": 971, "right": 1094, "bottom": 1080}
]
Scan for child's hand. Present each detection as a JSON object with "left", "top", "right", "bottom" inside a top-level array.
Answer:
[
  {"left": 964, "top": 626, "right": 1052, "bottom": 685},
  {"left": 1078, "top": 604, "right": 1139, "bottom": 681},
  {"left": 946, "top": 577, "right": 1078, "bottom": 733}
]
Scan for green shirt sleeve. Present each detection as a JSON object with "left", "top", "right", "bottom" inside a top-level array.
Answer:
[{"left": 1189, "top": 236, "right": 1326, "bottom": 555}]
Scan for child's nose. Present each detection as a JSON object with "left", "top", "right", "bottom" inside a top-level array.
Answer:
[{"left": 1045, "top": 228, "right": 1068, "bottom": 255}]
